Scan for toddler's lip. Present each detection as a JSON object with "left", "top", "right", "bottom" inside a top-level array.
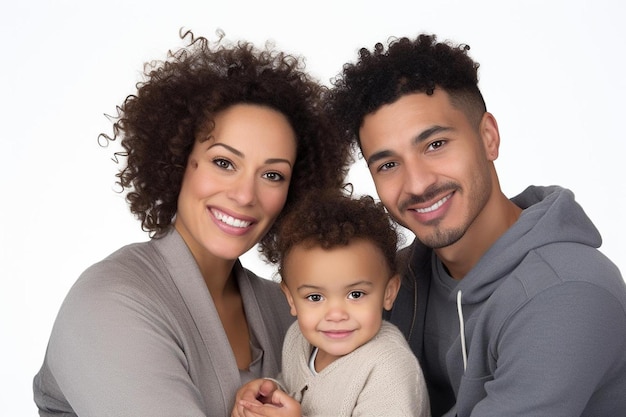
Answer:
[{"left": 321, "top": 329, "right": 354, "bottom": 339}]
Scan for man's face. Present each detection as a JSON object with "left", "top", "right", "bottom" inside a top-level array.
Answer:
[{"left": 359, "top": 90, "right": 497, "bottom": 250}]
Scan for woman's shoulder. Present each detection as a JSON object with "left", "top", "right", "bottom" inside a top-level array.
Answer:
[
  {"left": 55, "top": 238, "right": 178, "bottom": 324},
  {"left": 77, "top": 240, "right": 164, "bottom": 289}
]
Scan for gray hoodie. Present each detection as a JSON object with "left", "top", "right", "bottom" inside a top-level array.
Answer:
[{"left": 389, "top": 186, "right": 626, "bottom": 416}]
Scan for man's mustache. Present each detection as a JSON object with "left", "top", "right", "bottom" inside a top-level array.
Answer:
[{"left": 398, "top": 183, "right": 459, "bottom": 212}]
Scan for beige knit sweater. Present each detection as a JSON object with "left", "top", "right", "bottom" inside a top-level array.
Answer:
[{"left": 279, "top": 321, "right": 431, "bottom": 417}]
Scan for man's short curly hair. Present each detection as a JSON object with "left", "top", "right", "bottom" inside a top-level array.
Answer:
[
  {"left": 101, "top": 30, "right": 350, "bottom": 254},
  {"left": 268, "top": 191, "right": 400, "bottom": 277},
  {"left": 328, "top": 34, "right": 486, "bottom": 148}
]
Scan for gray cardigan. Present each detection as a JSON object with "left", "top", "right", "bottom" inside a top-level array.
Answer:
[{"left": 34, "top": 228, "right": 293, "bottom": 416}]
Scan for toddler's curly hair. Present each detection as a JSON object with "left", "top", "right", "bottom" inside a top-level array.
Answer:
[{"left": 268, "top": 191, "right": 400, "bottom": 276}]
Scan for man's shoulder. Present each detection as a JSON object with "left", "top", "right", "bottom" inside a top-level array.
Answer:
[{"left": 515, "top": 242, "right": 624, "bottom": 300}]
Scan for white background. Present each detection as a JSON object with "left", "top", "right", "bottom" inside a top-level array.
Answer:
[{"left": 1, "top": 0, "right": 624, "bottom": 413}]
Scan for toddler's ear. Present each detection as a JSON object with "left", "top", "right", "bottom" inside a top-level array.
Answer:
[
  {"left": 383, "top": 274, "right": 401, "bottom": 311},
  {"left": 280, "top": 282, "right": 298, "bottom": 317}
]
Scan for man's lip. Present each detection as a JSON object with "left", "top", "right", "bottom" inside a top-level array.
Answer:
[
  {"left": 406, "top": 191, "right": 454, "bottom": 223},
  {"left": 409, "top": 192, "right": 453, "bottom": 213}
]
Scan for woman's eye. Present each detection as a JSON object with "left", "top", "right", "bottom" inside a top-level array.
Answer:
[
  {"left": 263, "top": 171, "right": 285, "bottom": 182},
  {"left": 306, "top": 294, "right": 323, "bottom": 302},
  {"left": 213, "top": 158, "right": 234, "bottom": 170},
  {"left": 348, "top": 291, "right": 364, "bottom": 300}
]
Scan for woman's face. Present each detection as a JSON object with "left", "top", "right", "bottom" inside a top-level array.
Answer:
[{"left": 175, "top": 104, "right": 297, "bottom": 264}]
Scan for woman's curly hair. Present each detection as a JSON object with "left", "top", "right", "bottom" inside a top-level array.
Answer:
[
  {"left": 101, "top": 30, "right": 350, "bottom": 253},
  {"left": 268, "top": 190, "right": 401, "bottom": 277},
  {"left": 328, "top": 34, "right": 486, "bottom": 148}
]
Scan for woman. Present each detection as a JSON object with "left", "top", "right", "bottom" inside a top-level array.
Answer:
[{"left": 33, "top": 30, "right": 349, "bottom": 416}]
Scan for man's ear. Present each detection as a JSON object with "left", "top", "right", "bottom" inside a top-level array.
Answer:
[
  {"left": 480, "top": 112, "right": 501, "bottom": 162},
  {"left": 383, "top": 274, "right": 401, "bottom": 311},
  {"left": 280, "top": 281, "right": 298, "bottom": 317}
]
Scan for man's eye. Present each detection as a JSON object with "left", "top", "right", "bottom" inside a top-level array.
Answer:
[
  {"left": 348, "top": 291, "right": 364, "bottom": 300},
  {"left": 428, "top": 140, "right": 445, "bottom": 151},
  {"left": 306, "top": 294, "right": 323, "bottom": 302},
  {"left": 378, "top": 161, "right": 397, "bottom": 172}
]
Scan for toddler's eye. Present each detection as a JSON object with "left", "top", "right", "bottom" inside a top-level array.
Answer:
[
  {"left": 306, "top": 294, "right": 323, "bottom": 302},
  {"left": 348, "top": 291, "right": 364, "bottom": 300}
]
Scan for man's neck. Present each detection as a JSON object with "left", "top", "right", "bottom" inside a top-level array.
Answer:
[{"left": 436, "top": 192, "right": 522, "bottom": 279}]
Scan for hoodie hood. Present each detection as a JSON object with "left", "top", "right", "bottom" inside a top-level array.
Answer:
[
  {"left": 391, "top": 185, "right": 623, "bottom": 416},
  {"left": 453, "top": 185, "right": 602, "bottom": 305}
]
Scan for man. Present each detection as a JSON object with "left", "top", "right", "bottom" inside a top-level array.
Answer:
[{"left": 327, "top": 34, "right": 626, "bottom": 416}]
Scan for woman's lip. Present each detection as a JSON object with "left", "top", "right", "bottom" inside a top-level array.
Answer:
[
  {"left": 208, "top": 207, "right": 257, "bottom": 236},
  {"left": 209, "top": 207, "right": 256, "bottom": 227}
]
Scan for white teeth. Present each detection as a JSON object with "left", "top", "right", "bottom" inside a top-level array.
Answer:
[
  {"left": 415, "top": 194, "right": 451, "bottom": 213},
  {"left": 212, "top": 210, "right": 251, "bottom": 228}
]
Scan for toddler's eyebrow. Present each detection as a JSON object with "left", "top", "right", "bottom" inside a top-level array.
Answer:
[
  {"left": 344, "top": 280, "right": 374, "bottom": 289},
  {"left": 296, "top": 280, "right": 375, "bottom": 293},
  {"left": 297, "top": 284, "right": 323, "bottom": 292}
]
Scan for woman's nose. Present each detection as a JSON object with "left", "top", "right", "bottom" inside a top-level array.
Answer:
[{"left": 227, "top": 173, "right": 257, "bottom": 206}]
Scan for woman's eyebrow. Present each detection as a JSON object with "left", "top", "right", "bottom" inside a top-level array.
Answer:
[
  {"left": 208, "top": 143, "right": 292, "bottom": 167},
  {"left": 208, "top": 142, "right": 243, "bottom": 157}
]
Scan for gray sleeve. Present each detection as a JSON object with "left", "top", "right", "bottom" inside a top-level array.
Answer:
[
  {"left": 42, "top": 265, "right": 209, "bottom": 417},
  {"left": 465, "top": 282, "right": 626, "bottom": 416}
]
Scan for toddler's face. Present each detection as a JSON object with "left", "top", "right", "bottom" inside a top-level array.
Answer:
[{"left": 281, "top": 238, "right": 399, "bottom": 371}]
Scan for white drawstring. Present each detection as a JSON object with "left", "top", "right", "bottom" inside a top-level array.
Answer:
[{"left": 457, "top": 290, "right": 468, "bottom": 371}]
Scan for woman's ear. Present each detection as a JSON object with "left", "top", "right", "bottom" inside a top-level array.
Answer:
[
  {"left": 280, "top": 281, "right": 298, "bottom": 317},
  {"left": 383, "top": 274, "right": 401, "bottom": 311}
]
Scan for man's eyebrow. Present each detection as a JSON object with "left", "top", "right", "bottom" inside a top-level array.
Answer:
[
  {"left": 365, "top": 125, "right": 452, "bottom": 167},
  {"left": 415, "top": 125, "right": 452, "bottom": 144},
  {"left": 366, "top": 150, "right": 393, "bottom": 167}
]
